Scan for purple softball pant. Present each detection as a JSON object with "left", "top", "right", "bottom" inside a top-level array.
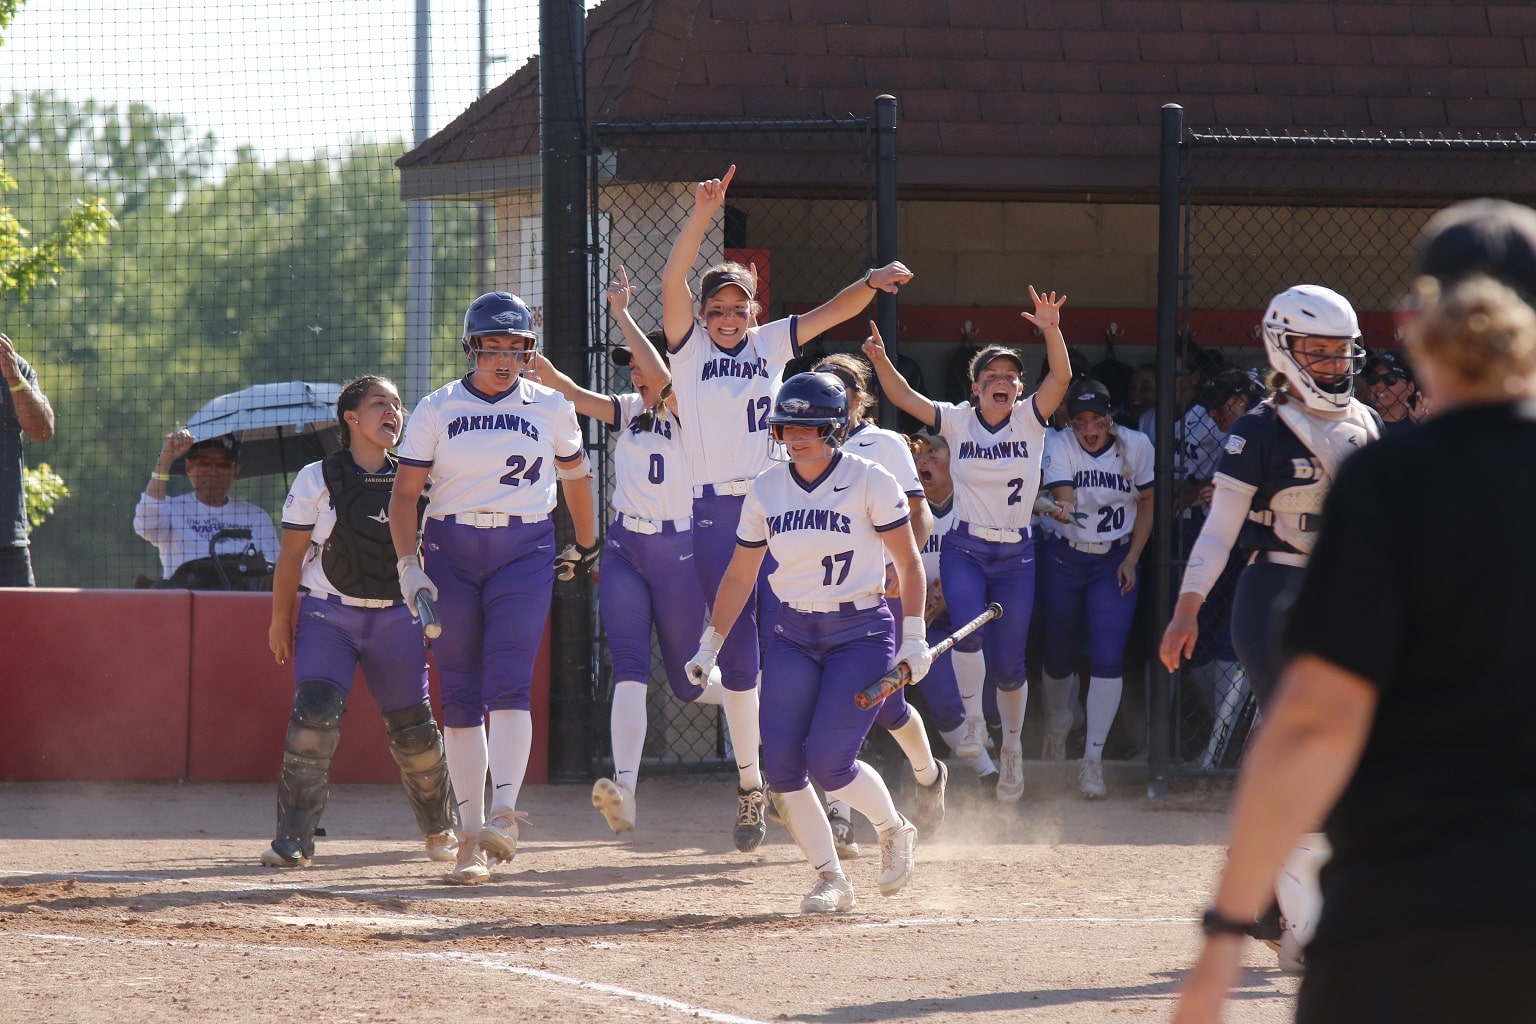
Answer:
[
  {"left": 599, "top": 519, "right": 708, "bottom": 699},
  {"left": 1037, "top": 534, "right": 1138, "bottom": 679},
  {"left": 291, "top": 594, "right": 430, "bottom": 714},
  {"left": 691, "top": 492, "right": 772, "bottom": 692},
  {"left": 939, "top": 526, "right": 1036, "bottom": 691},
  {"left": 421, "top": 516, "right": 554, "bottom": 728},
  {"left": 760, "top": 601, "right": 894, "bottom": 794}
]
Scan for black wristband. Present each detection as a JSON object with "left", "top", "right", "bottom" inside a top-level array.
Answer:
[
  {"left": 863, "top": 268, "right": 878, "bottom": 289},
  {"left": 1200, "top": 908, "right": 1258, "bottom": 938}
]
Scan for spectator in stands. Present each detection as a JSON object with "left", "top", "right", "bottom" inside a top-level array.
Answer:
[
  {"left": 1360, "top": 350, "right": 1426, "bottom": 432},
  {"left": 0, "top": 331, "right": 56, "bottom": 587},
  {"left": 135, "top": 432, "right": 280, "bottom": 582}
]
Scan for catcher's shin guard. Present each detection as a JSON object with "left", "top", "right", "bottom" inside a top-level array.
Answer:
[
  {"left": 384, "top": 700, "right": 459, "bottom": 836},
  {"left": 275, "top": 680, "right": 346, "bottom": 857},
  {"left": 1275, "top": 832, "right": 1332, "bottom": 948}
]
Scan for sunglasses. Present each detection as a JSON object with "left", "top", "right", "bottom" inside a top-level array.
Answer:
[{"left": 1364, "top": 370, "right": 1408, "bottom": 387}]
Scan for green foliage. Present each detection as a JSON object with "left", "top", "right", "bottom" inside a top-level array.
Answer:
[{"left": 22, "top": 462, "right": 67, "bottom": 529}]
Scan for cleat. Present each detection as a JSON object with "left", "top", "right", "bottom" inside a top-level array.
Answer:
[
  {"left": 733, "top": 786, "right": 768, "bottom": 852},
  {"left": 876, "top": 814, "right": 918, "bottom": 896},
  {"left": 828, "top": 807, "right": 861, "bottom": 860},
  {"left": 1041, "top": 729, "right": 1067, "bottom": 761},
  {"left": 996, "top": 747, "right": 1025, "bottom": 803},
  {"left": 910, "top": 761, "right": 947, "bottom": 836},
  {"left": 478, "top": 809, "right": 528, "bottom": 864},
  {"left": 424, "top": 831, "right": 458, "bottom": 863},
  {"left": 1270, "top": 931, "right": 1307, "bottom": 972},
  {"left": 260, "top": 839, "right": 311, "bottom": 868},
  {"left": 443, "top": 833, "right": 490, "bottom": 885},
  {"left": 591, "top": 778, "right": 636, "bottom": 834},
  {"left": 800, "top": 871, "right": 854, "bottom": 913},
  {"left": 953, "top": 716, "right": 987, "bottom": 758},
  {"left": 1079, "top": 758, "right": 1107, "bottom": 800}
]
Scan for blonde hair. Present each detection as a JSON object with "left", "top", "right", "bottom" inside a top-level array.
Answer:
[{"left": 1406, "top": 274, "right": 1536, "bottom": 392}]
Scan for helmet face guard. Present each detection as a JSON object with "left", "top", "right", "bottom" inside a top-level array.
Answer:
[
  {"left": 766, "top": 372, "right": 851, "bottom": 463},
  {"left": 462, "top": 291, "right": 538, "bottom": 369},
  {"left": 1260, "top": 285, "right": 1364, "bottom": 412}
]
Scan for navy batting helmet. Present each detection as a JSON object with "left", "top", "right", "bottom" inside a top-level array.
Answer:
[
  {"left": 461, "top": 291, "right": 537, "bottom": 361},
  {"left": 767, "top": 371, "right": 850, "bottom": 461}
]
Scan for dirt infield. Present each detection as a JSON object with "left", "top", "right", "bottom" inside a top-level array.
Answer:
[{"left": 0, "top": 768, "right": 1298, "bottom": 1023}]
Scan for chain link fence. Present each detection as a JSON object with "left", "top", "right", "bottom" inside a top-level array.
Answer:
[{"left": 1162, "top": 125, "right": 1536, "bottom": 780}]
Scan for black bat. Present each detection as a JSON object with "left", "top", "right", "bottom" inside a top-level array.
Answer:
[
  {"left": 415, "top": 591, "right": 443, "bottom": 640},
  {"left": 854, "top": 602, "right": 1002, "bottom": 710}
]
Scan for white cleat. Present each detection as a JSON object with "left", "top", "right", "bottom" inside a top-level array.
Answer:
[
  {"left": 424, "top": 830, "right": 458, "bottom": 863},
  {"left": 592, "top": 778, "right": 637, "bottom": 834},
  {"left": 800, "top": 871, "right": 854, "bottom": 914},
  {"left": 876, "top": 814, "right": 918, "bottom": 896},
  {"left": 478, "top": 809, "right": 528, "bottom": 864},
  {"left": 1079, "top": 758, "right": 1107, "bottom": 800},
  {"left": 954, "top": 716, "right": 988, "bottom": 758},
  {"left": 443, "top": 833, "right": 490, "bottom": 885},
  {"left": 996, "top": 747, "right": 1025, "bottom": 803}
]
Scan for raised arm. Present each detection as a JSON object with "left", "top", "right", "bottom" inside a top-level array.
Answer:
[
  {"left": 607, "top": 266, "right": 678, "bottom": 416},
  {"left": 1023, "top": 286, "right": 1072, "bottom": 420},
  {"left": 530, "top": 353, "right": 616, "bottom": 426},
  {"left": 661, "top": 164, "right": 735, "bottom": 349},
  {"left": 861, "top": 321, "right": 937, "bottom": 429},
  {"left": 795, "top": 261, "right": 914, "bottom": 342}
]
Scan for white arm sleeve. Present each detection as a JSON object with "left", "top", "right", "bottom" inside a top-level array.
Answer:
[{"left": 1176, "top": 476, "right": 1253, "bottom": 599}]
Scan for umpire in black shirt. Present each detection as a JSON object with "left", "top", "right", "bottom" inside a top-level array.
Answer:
[{"left": 1176, "top": 199, "right": 1536, "bottom": 1024}]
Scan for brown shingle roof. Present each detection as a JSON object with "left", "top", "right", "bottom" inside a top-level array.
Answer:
[{"left": 398, "top": 0, "right": 1536, "bottom": 196}]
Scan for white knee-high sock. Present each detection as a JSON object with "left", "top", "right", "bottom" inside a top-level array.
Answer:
[
  {"left": 997, "top": 685, "right": 1028, "bottom": 752},
  {"left": 888, "top": 710, "right": 939, "bottom": 787},
  {"left": 443, "top": 725, "right": 489, "bottom": 833},
  {"left": 609, "top": 680, "right": 648, "bottom": 792},
  {"left": 1083, "top": 675, "right": 1124, "bottom": 762},
  {"left": 721, "top": 686, "right": 762, "bottom": 791},
  {"left": 778, "top": 784, "right": 842, "bottom": 875},
  {"left": 1041, "top": 672, "right": 1076, "bottom": 738},
  {"left": 953, "top": 649, "right": 986, "bottom": 722},
  {"left": 486, "top": 708, "right": 532, "bottom": 814},
  {"left": 825, "top": 761, "right": 901, "bottom": 835}
]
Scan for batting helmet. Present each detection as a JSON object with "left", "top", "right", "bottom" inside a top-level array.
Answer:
[
  {"left": 461, "top": 291, "right": 537, "bottom": 363},
  {"left": 767, "top": 371, "right": 850, "bottom": 461}
]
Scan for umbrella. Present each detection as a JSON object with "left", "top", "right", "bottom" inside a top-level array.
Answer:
[{"left": 176, "top": 381, "right": 344, "bottom": 478}]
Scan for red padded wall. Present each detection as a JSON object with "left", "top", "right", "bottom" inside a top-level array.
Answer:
[{"left": 0, "top": 588, "right": 192, "bottom": 781}]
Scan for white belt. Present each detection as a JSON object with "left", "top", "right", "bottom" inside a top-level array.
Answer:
[
  {"left": 446, "top": 511, "right": 550, "bottom": 528},
  {"left": 315, "top": 592, "right": 403, "bottom": 609},
  {"left": 783, "top": 593, "right": 883, "bottom": 614},
  {"left": 619, "top": 512, "right": 692, "bottom": 535},
  {"left": 959, "top": 521, "right": 1026, "bottom": 544},
  {"left": 1065, "top": 535, "right": 1129, "bottom": 555},
  {"left": 1250, "top": 549, "right": 1309, "bottom": 568},
  {"left": 695, "top": 479, "right": 753, "bottom": 498}
]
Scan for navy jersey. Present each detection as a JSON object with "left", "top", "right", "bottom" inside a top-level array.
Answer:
[{"left": 1216, "top": 402, "right": 1352, "bottom": 557}]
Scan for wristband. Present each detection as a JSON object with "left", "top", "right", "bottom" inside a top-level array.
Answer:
[
  {"left": 8, "top": 380, "right": 27, "bottom": 393},
  {"left": 863, "top": 269, "right": 878, "bottom": 290},
  {"left": 150, "top": 472, "right": 171, "bottom": 482},
  {"left": 1200, "top": 908, "right": 1259, "bottom": 938},
  {"left": 901, "top": 615, "right": 926, "bottom": 642}
]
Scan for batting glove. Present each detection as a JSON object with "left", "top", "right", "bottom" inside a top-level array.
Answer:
[
  {"left": 686, "top": 627, "right": 726, "bottom": 686},
  {"left": 895, "top": 615, "right": 932, "bottom": 684},
  {"left": 555, "top": 540, "right": 601, "bottom": 582},
  {"left": 397, "top": 555, "right": 438, "bottom": 615}
]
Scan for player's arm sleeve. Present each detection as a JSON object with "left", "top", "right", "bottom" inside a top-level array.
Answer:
[
  {"left": 736, "top": 487, "right": 768, "bottom": 547},
  {"left": 396, "top": 397, "right": 438, "bottom": 467},
  {"left": 1177, "top": 476, "right": 1254, "bottom": 599},
  {"left": 553, "top": 399, "right": 592, "bottom": 479},
  {"left": 1131, "top": 432, "right": 1156, "bottom": 489},
  {"left": 1042, "top": 432, "right": 1072, "bottom": 490},
  {"left": 869, "top": 466, "right": 911, "bottom": 533},
  {"left": 602, "top": 394, "right": 632, "bottom": 434},
  {"left": 279, "top": 465, "right": 324, "bottom": 531}
]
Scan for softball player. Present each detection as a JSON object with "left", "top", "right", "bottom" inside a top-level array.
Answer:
[
  {"left": 530, "top": 275, "right": 713, "bottom": 835},
  {"left": 911, "top": 431, "right": 997, "bottom": 783},
  {"left": 1037, "top": 379, "right": 1154, "bottom": 799},
  {"left": 812, "top": 354, "right": 946, "bottom": 841},
  {"left": 261, "top": 375, "right": 457, "bottom": 869},
  {"left": 1160, "top": 284, "right": 1379, "bottom": 966},
  {"left": 685, "top": 372, "right": 930, "bottom": 914},
  {"left": 389, "top": 291, "right": 598, "bottom": 885},
  {"left": 865, "top": 286, "right": 1073, "bottom": 803},
  {"left": 647, "top": 164, "right": 913, "bottom": 851}
]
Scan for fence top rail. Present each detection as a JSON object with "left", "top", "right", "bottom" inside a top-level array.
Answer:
[
  {"left": 594, "top": 117, "right": 868, "bottom": 137},
  {"left": 1186, "top": 128, "right": 1536, "bottom": 151}
]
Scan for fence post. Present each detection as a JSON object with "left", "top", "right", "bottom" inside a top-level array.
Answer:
[
  {"left": 874, "top": 94, "right": 901, "bottom": 430},
  {"left": 1148, "top": 103, "right": 1184, "bottom": 798}
]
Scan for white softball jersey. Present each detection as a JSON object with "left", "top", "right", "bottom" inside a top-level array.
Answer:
[
  {"left": 133, "top": 492, "right": 281, "bottom": 579},
  {"left": 606, "top": 392, "right": 693, "bottom": 523},
  {"left": 919, "top": 496, "right": 956, "bottom": 583},
  {"left": 932, "top": 398, "right": 1051, "bottom": 531},
  {"left": 737, "top": 451, "right": 910, "bottom": 605},
  {"left": 667, "top": 317, "right": 800, "bottom": 488},
  {"left": 1041, "top": 425, "right": 1155, "bottom": 545},
  {"left": 397, "top": 375, "right": 584, "bottom": 518},
  {"left": 845, "top": 421, "right": 923, "bottom": 566},
  {"left": 279, "top": 461, "right": 347, "bottom": 597}
]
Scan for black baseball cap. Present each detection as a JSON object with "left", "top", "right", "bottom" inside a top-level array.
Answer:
[
  {"left": 1415, "top": 198, "right": 1536, "bottom": 304},
  {"left": 700, "top": 268, "right": 756, "bottom": 302},
  {"left": 1066, "top": 378, "right": 1112, "bottom": 417},
  {"left": 1363, "top": 349, "right": 1415, "bottom": 385},
  {"left": 611, "top": 330, "right": 669, "bottom": 367},
  {"left": 186, "top": 435, "right": 240, "bottom": 461}
]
